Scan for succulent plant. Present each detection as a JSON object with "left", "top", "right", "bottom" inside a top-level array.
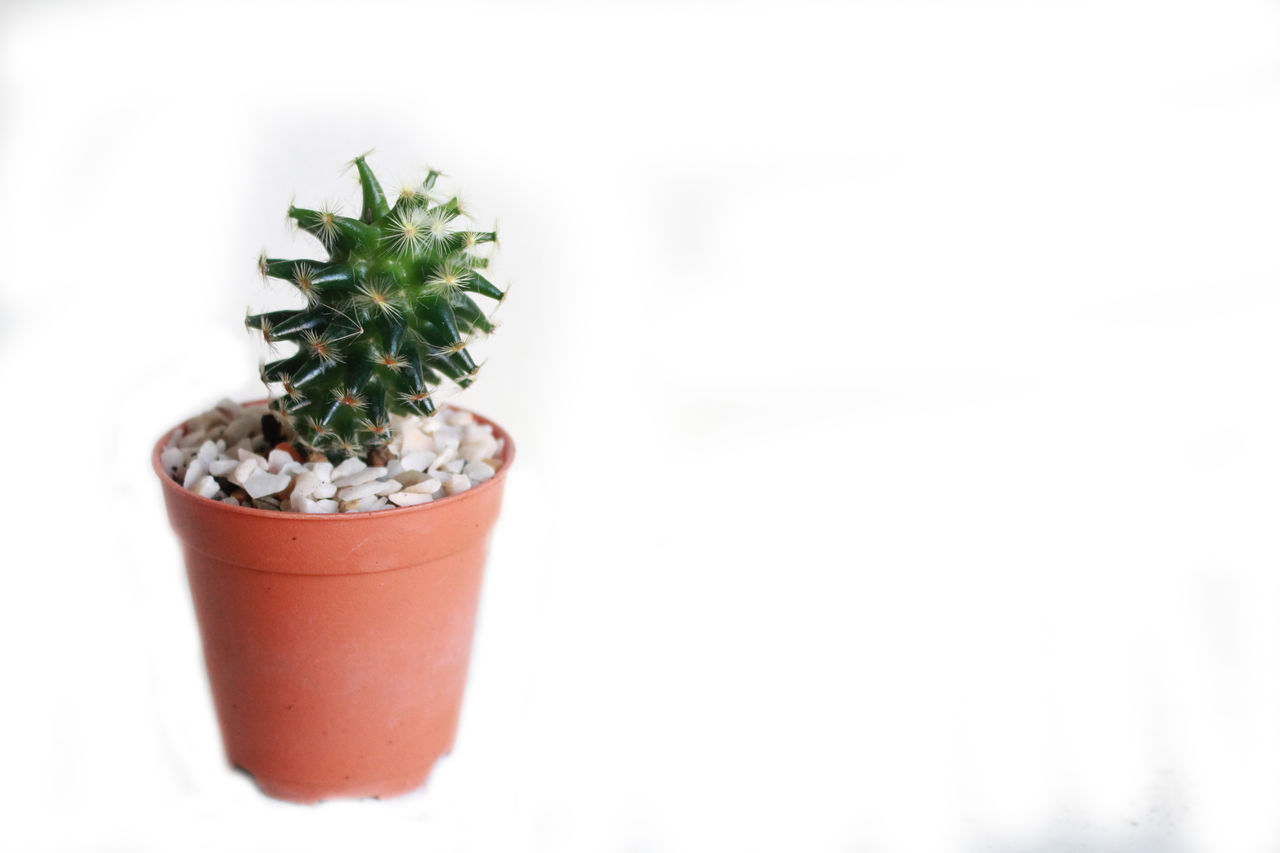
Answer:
[{"left": 246, "top": 154, "right": 503, "bottom": 458}]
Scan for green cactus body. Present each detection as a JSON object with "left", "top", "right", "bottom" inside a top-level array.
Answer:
[{"left": 247, "top": 155, "right": 503, "bottom": 458}]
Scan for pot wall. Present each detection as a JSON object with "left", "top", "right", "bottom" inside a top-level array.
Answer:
[{"left": 153, "top": 405, "right": 514, "bottom": 803}]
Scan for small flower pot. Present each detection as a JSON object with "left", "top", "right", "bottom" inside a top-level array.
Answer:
[{"left": 152, "top": 402, "right": 514, "bottom": 803}]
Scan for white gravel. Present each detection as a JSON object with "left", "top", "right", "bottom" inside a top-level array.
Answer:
[
  {"left": 244, "top": 470, "right": 292, "bottom": 499},
  {"left": 332, "top": 467, "right": 386, "bottom": 488},
  {"left": 163, "top": 399, "right": 505, "bottom": 513}
]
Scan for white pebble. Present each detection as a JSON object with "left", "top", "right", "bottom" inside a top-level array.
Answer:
[
  {"left": 161, "top": 447, "right": 184, "bottom": 472},
  {"left": 388, "top": 413, "right": 417, "bottom": 444},
  {"left": 312, "top": 482, "right": 337, "bottom": 499},
  {"left": 464, "top": 460, "right": 496, "bottom": 482},
  {"left": 231, "top": 458, "right": 261, "bottom": 487},
  {"left": 244, "top": 470, "right": 292, "bottom": 499},
  {"left": 355, "top": 495, "right": 384, "bottom": 512},
  {"left": 445, "top": 474, "right": 471, "bottom": 495},
  {"left": 398, "top": 427, "right": 435, "bottom": 454},
  {"left": 183, "top": 460, "right": 208, "bottom": 489},
  {"left": 435, "top": 428, "right": 462, "bottom": 449},
  {"left": 213, "top": 398, "right": 240, "bottom": 421},
  {"left": 385, "top": 459, "right": 404, "bottom": 477},
  {"left": 291, "top": 470, "right": 321, "bottom": 499},
  {"left": 279, "top": 461, "right": 305, "bottom": 477},
  {"left": 178, "top": 430, "right": 208, "bottom": 449},
  {"left": 388, "top": 492, "right": 433, "bottom": 507},
  {"left": 459, "top": 436, "right": 497, "bottom": 462},
  {"left": 237, "top": 448, "right": 268, "bottom": 467},
  {"left": 404, "top": 477, "right": 442, "bottom": 495},
  {"left": 443, "top": 459, "right": 465, "bottom": 475},
  {"left": 332, "top": 467, "right": 386, "bottom": 488},
  {"left": 304, "top": 499, "right": 340, "bottom": 514},
  {"left": 431, "top": 446, "right": 456, "bottom": 470},
  {"left": 308, "top": 461, "right": 334, "bottom": 482},
  {"left": 223, "top": 414, "right": 259, "bottom": 444},
  {"left": 305, "top": 461, "right": 332, "bottom": 481},
  {"left": 400, "top": 450, "right": 436, "bottom": 472},
  {"left": 191, "top": 475, "right": 220, "bottom": 499},
  {"left": 447, "top": 409, "right": 475, "bottom": 426},
  {"left": 209, "top": 459, "right": 239, "bottom": 477},
  {"left": 267, "top": 449, "right": 294, "bottom": 473},
  {"left": 197, "top": 440, "right": 219, "bottom": 465},
  {"left": 337, "top": 481, "right": 383, "bottom": 501},
  {"left": 332, "top": 457, "right": 367, "bottom": 479},
  {"left": 372, "top": 480, "right": 403, "bottom": 496}
]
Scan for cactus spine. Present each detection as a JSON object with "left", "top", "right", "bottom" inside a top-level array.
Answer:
[{"left": 247, "top": 155, "right": 502, "bottom": 458}]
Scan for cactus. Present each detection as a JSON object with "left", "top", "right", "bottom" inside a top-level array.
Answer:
[{"left": 246, "top": 154, "right": 503, "bottom": 458}]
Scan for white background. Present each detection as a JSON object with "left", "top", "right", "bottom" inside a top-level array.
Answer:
[{"left": 2, "top": 0, "right": 1279, "bottom": 850}]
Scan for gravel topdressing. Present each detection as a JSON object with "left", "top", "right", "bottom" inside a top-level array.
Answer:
[{"left": 161, "top": 399, "right": 505, "bottom": 513}]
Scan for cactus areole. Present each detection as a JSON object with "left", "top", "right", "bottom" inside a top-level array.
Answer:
[{"left": 247, "top": 154, "right": 503, "bottom": 459}]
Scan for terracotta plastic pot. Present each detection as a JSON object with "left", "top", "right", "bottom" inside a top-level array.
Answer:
[{"left": 152, "top": 402, "right": 514, "bottom": 803}]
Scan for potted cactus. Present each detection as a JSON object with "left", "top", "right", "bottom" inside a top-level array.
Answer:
[{"left": 152, "top": 154, "right": 512, "bottom": 803}]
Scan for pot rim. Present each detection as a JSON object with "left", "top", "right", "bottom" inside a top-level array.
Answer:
[{"left": 152, "top": 398, "right": 516, "bottom": 522}]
